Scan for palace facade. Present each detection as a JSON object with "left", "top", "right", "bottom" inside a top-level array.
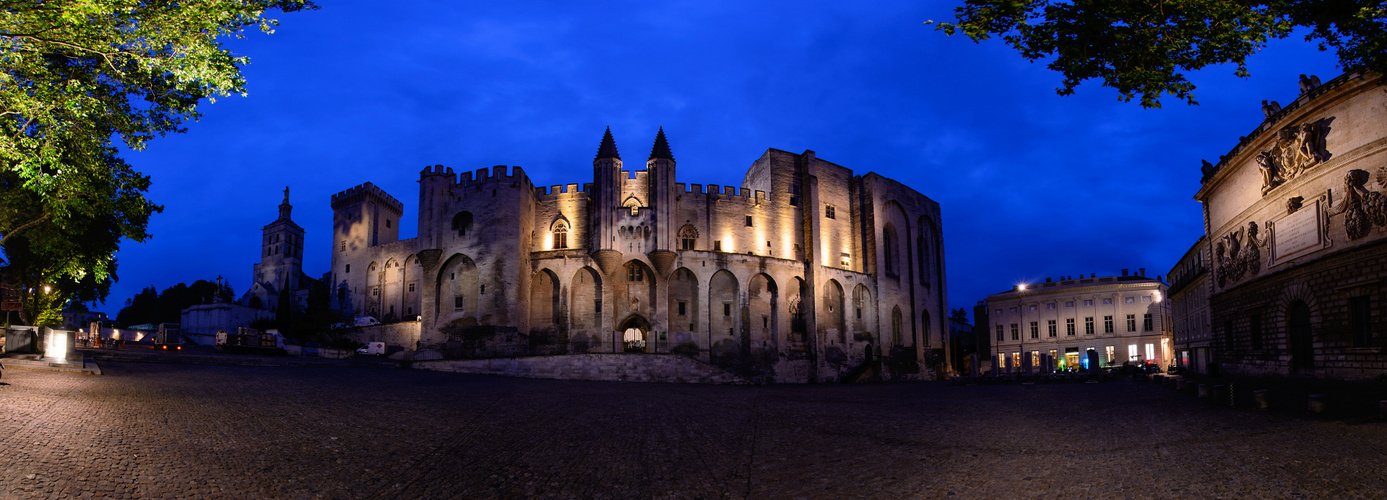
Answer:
[
  {"left": 1194, "top": 72, "right": 1387, "bottom": 379},
  {"left": 328, "top": 129, "right": 948, "bottom": 382}
]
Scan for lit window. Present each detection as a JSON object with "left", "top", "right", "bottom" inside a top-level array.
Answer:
[
  {"left": 1105, "top": 346, "right": 1115, "bottom": 363},
  {"left": 680, "top": 225, "right": 697, "bottom": 250},
  {"left": 1129, "top": 344, "right": 1139, "bottom": 361},
  {"left": 553, "top": 225, "right": 568, "bottom": 249},
  {"left": 1145, "top": 343, "right": 1155, "bottom": 361}
]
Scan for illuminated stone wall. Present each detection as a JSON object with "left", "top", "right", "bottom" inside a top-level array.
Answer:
[
  {"left": 328, "top": 132, "right": 947, "bottom": 383},
  {"left": 1194, "top": 73, "right": 1387, "bottom": 380}
]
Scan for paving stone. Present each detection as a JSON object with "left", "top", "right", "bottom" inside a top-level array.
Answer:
[{"left": 1, "top": 362, "right": 1385, "bottom": 498}]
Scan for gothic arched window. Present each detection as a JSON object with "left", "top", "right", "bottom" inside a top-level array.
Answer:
[{"left": 679, "top": 225, "right": 698, "bottom": 250}]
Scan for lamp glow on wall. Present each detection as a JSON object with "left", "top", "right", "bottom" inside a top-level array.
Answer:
[{"left": 45, "top": 329, "right": 68, "bottom": 361}]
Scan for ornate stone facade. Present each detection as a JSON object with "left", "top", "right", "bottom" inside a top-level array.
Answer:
[
  {"left": 327, "top": 129, "right": 947, "bottom": 382},
  {"left": 1194, "top": 73, "right": 1387, "bottom": 380}
]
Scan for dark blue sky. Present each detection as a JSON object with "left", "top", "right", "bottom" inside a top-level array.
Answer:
[{"left": 109, "top": 0, "right": 1341, "bottom": 321}]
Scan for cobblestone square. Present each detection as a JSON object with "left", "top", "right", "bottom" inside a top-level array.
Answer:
[{"left": 1, "top": 363, "right": 1385, "bottom": 499}]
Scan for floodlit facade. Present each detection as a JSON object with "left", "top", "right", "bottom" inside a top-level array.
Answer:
[
  {"left": 979, "top": 270, "right": 1172, "bottom": 372},
  {"left": 1194, "top": 72, "right": 1387, "bottom": 380},
  {"left": 327, "top": 129, "right": 949, "bottom": 382}
]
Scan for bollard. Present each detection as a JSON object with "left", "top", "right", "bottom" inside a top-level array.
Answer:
[
  {"left": 1253, "top": 389, "right": 1269, "bottom": 410},
  {"left": 1308, "top": 394, "right": 1326, "bottom": 414},
  {"left": 1198, "top": 384, "right": 1211, "bottom": 398}
]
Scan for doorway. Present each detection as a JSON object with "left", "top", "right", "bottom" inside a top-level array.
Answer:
[
  {"left": 619, "top": 315, "right": 651, "bottom": 353},
  {"left": 1289, "top": 301, "right": 1314, "bottom": 372}
]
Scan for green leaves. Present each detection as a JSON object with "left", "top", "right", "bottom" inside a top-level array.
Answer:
[
  {"left": 931, "top": 0, "right": 1385, "bottom": 108},
  {"left": 0, "top": 0, "right": 314, "bottom": 312}
]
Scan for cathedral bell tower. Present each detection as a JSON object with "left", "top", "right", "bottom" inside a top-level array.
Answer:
[{"left": 252, "top": 187, "right": 306, "bottom": 307}]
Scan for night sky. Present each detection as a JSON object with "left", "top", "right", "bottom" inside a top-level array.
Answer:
[{"left": 107, "top": 1, "right": 1341, "bottom": 321}]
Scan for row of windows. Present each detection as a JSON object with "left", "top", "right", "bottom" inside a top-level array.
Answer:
[
  {"left": 995, "top": 295, "right": 1154, "bottom": 315},
  {"left": 996, "top": 314, "right": 1154, "bottom": 341},
  {"left": 1002, "top": 344, "right": 1159, "bottom": 368}
]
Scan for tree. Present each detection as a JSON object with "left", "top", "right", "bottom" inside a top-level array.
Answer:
[
  {"left": 114, "top": 279, "right": 234, "bottom": 326},
  {"left": 949, "top": 307, "right": 969, "bottom": 324},
  {"left": 1, "top": 0, "right": 315, "bottom": 309},
  {"left": 930, "top": 1, "right": 1387, "bottom": 107}
]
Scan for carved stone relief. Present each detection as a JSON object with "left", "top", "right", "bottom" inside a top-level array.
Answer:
[
  {"left": 1259, "top": 121, "right": 1327, "bottom": 195},
  {"left": 1330, "top": 168, "right": 1387, "bottom": 240},
  {"left": 1215, "top": 221, "right": 1266, "bottom": 289}
]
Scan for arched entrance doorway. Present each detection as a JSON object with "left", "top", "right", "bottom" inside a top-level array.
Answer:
[
  {"left": 1289, "top": 301, "right": 1313, "bottom": 372},
  {"left": 619, "top": 315, "right": 651, "bottom": 353}
]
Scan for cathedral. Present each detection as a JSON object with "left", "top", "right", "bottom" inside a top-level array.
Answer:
[{"left": 329, "top": 129, "right": 948, "bottom": 382}]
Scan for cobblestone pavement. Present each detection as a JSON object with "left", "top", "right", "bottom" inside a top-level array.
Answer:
[{"left": 1, "top": 363, "right": 1385, "bottom": 499}]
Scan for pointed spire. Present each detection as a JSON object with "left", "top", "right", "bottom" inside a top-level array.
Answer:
[
  {"left": 648, "top": 126, "right": 674, "bottom": 161},
  {"left": 595, "top": 127, "right": 620, "bottom": 160}
]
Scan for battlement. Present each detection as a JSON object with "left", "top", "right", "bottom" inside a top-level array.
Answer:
[
  {"left": 675, "top": 183, "right": 771, "bottom": 204},
  {"left": 420, "top": 164, "right": 456, "bottom": 181},
  {"left": 331, "top": 182, "right": 405, "bottom": 213},
  {"left": 535, "top": 183, "right": 588, "bottom": 200},
  {"left": 456, "top": 165, "right": 530, "bottom": 187}
]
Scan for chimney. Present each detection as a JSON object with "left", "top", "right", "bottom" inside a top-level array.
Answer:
[
  {"left": 1140, "top": 267, "right": 1146, "bottom": 277},
  {"left": 1045, "top": 277, "right": 1052, "bottom": 283},
  {"left": 1122, "top": 269, "right": 1129, "bottom": 277},
  {"left": 1091, "top": 273, "right": 1096, "bottom": 278}
]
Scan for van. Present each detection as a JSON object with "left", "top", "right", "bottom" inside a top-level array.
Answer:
[
  {"left": 353, "top": 316, "right": 380, "bottom": 327},
  {"left": 356, "top": 341, "right": 386, "bottom": 356}
]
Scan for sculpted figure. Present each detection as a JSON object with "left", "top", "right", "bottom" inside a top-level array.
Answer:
[{"left": 1257, "top": 151, "right": 1281, "bottom": 194}]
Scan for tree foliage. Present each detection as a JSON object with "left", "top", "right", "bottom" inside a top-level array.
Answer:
[
  {"left": 0, "top": 0, "right": 315, "bottom": 310},
  {"left": 930, "top": 1, "right": 1387, "bottom": 107},
  {"left": 115, "top": 279, "right": 234, "bottom": 326}
]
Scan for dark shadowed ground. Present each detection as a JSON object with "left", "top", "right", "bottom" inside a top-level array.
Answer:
[{"left": 1, "top": 362, "right": 1385, "bottom": 499}]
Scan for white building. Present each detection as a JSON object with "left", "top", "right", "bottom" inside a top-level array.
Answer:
[{"left": 978, "top": 270, "right": 1172, "bottom": 372}]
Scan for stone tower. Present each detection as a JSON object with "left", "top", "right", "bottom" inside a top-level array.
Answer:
[{"left": 253, "top": 187, "right": 306, "bottom": 300}]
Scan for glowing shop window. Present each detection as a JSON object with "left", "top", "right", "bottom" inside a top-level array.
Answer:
[
  {"left": 1128, "top": 344, "right": 1139, "bottom": 361},
  {"left": 1145, "top": 343, "right": 1155, "bottom": 361}
]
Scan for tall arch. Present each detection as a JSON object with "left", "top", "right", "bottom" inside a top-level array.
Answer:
[
  {"left": 819, "top": 279, "right": 845, "bottom": 344},
  {"left": 883, "top": 223, "right": 900, "bottom": 276},
  {"left": 436, "top": 254, "right": 479, "bottom": 323},
  {"left": 891, "top": 306, "right": 904, "bottom": 346},
  {"left": 569, "top": 267, "right": 603, "bottom": 352},
  {"left": 788, "top": 277, "right": 808, "bottom": 352},
  {"left": 529, "top": 269, "right": 561, "bottom": 340},
  {"left": 748, "top": 273, "right": 778, "bottom": 351},
  {"left": 852, "top": 283, "right": 876, "bottom": 335},
  {"left": 668, "top": 268, "right": 700, "bottom": 343},
  {"left": 403, "top": 255, "right": 421, "bottom": 318},
  {"left": 709, "top": 270, "right": 740, "bottom": 343},
  {"left": 617, "top": 260, "right": 656, "bottom": 328}
]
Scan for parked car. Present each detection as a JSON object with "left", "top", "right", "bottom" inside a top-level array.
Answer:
[{"left": 353, "top": 316, "right": 380, "bottom": 327}]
